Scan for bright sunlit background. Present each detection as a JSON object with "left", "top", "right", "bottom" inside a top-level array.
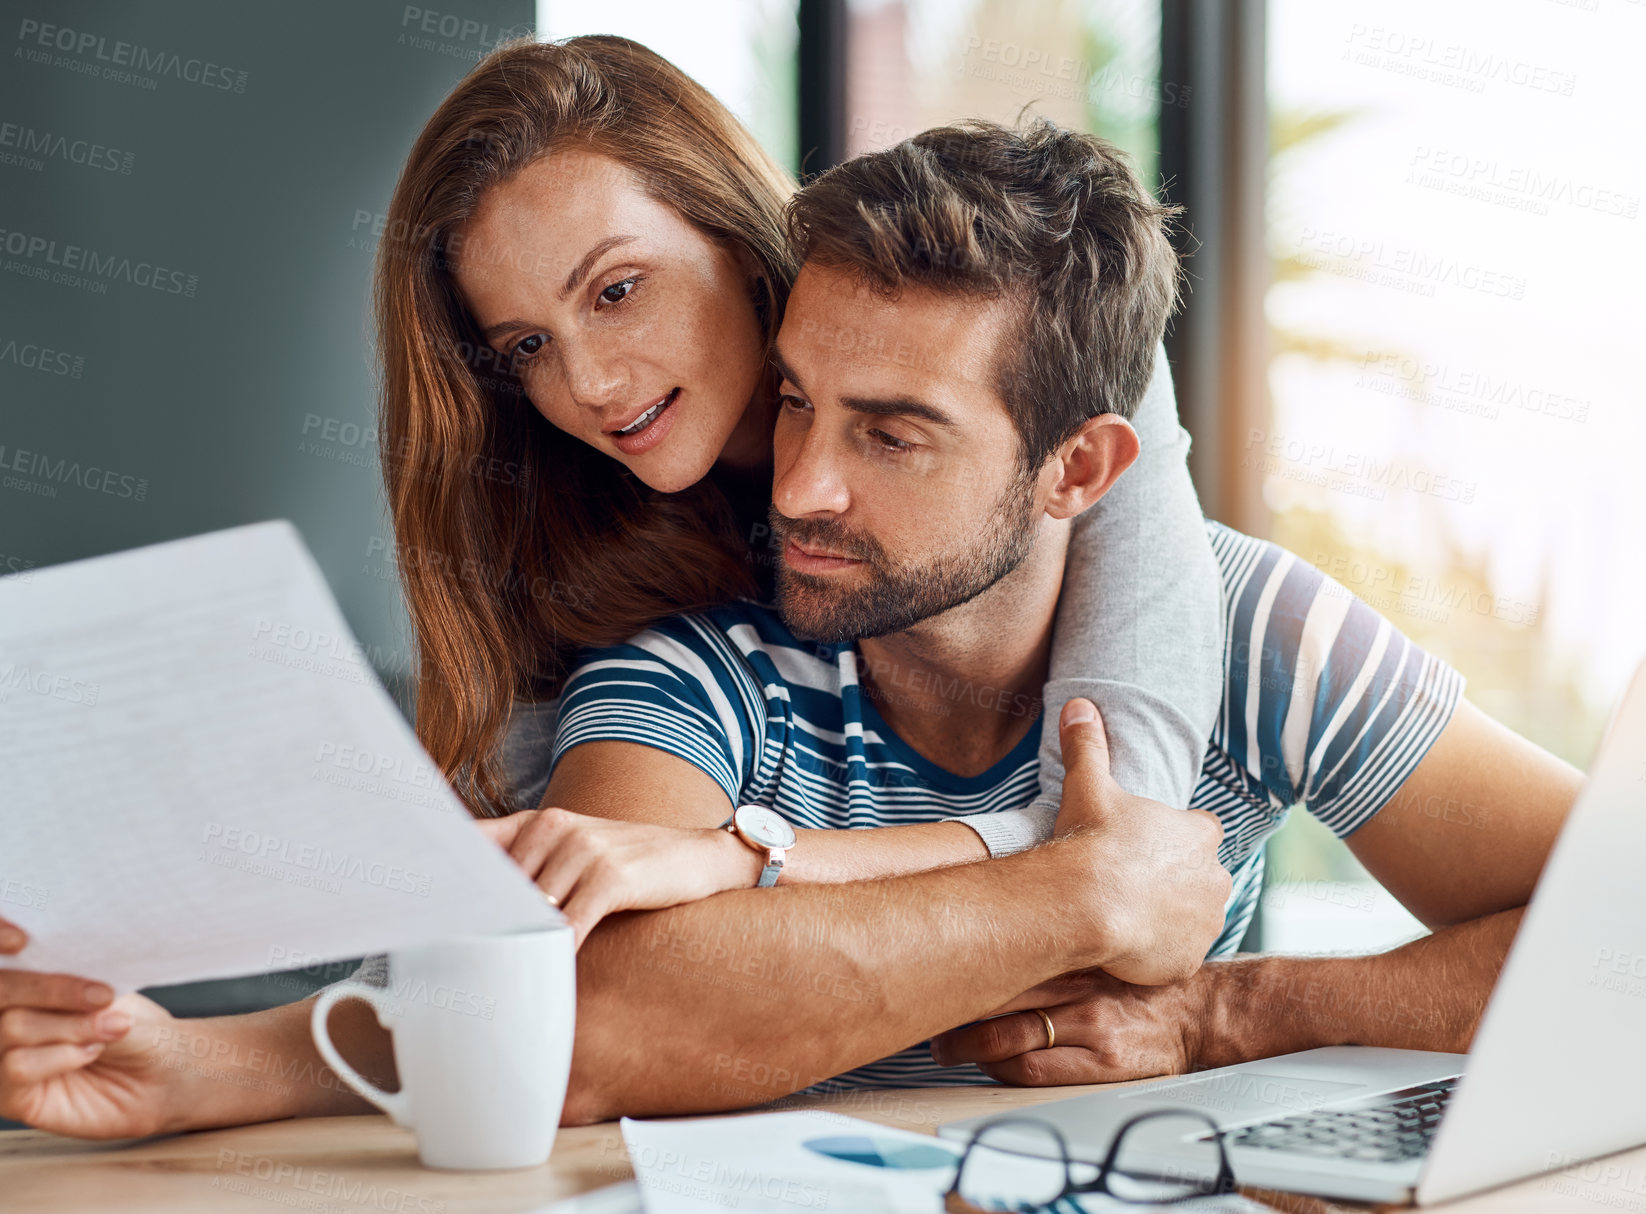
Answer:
[
  {"left": 1261, "top": 0, "right": 1645, "bottom": 950},
  {"left": 538, "top": 0, "right": 800, "bottom": 170}
]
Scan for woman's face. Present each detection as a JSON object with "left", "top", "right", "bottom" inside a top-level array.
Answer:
[{"left": 453, "top": 147, "right": 768, "bottom": 494}]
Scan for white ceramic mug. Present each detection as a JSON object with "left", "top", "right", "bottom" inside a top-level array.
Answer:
[{"left": 310, "top": 926, "right": 575, "bottom": 1170}]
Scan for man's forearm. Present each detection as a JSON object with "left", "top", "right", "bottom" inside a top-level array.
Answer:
[
  {"left": 1199, "top": 907, "right": 1524, "bottom": 1067},
  {"left": 565, "top": 836, "right": 1106, "bottom": 1124},
  {"left": 161, "top": 841, "right": 1089, "bottom": 1132}
]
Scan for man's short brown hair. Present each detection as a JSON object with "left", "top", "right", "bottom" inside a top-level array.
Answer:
[{"left": 787, "top": 118, "right": 1182, "bottom": 468}]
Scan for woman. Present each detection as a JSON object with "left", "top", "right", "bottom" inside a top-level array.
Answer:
[{"left": 370, "top": 35, "right": 1224, "bottom": 935}]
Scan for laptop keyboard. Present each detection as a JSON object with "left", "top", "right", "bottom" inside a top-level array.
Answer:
[{"left": 1227, "top": 1078, "right": 1460, "bottom": 1163}]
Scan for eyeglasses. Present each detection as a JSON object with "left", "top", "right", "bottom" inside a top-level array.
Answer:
[{"left": 944, "top": 1109, "right": 1236, "bottom": 1212}]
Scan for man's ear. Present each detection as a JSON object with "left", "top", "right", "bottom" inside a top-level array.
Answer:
[{"left": 1042, "top": 413, "right": 1141, "bottom": 520}]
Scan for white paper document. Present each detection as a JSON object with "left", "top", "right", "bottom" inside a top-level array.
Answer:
[
  {"left": 0, "top": 521, "right": 560, "bottom": 992},
  {"left": 620, "top": 1111, "right": 1269, "bottom": 1213}
]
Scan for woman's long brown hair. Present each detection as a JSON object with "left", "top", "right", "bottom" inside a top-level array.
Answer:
[{"left": 375, "top": 36, "right": 796, "bottom": 815}]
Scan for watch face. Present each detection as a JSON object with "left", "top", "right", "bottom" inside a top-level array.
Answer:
[{"left": 735, "top": 804, "right": 796, "bottom": 849}]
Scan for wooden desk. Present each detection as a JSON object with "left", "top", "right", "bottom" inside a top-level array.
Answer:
[{"left": 2, "top": 1083, "right": 1642, "bottom": 1213}]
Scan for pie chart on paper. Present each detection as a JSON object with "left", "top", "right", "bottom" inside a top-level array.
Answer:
[{"left": 803, "top": 1135, "right": 958, "bottom": 1170}]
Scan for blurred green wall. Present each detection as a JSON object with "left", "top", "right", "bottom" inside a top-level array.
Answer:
[{"left": 0, "top": 0, "right": 531, "bottom": 1051}]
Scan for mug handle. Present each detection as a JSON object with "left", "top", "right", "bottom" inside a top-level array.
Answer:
[{"left": 310, "top": 981, "right": 412, "bottom": 1127}]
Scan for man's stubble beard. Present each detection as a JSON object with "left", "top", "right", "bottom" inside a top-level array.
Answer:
[{"left": 771, "top": 472, "right": 1041, "bottom": 644}]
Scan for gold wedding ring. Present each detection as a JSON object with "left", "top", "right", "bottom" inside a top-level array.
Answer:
[
  {"left": 1033, "top": 1007, "right": 1056, "bottom": 1051},
  {"left": 542, "top": 891, "right": 560, "bottom": 908}
]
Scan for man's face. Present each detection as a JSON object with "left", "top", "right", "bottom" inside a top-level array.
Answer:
[{"left": 769, "top": 263, "right": 1046, "bottom": 642}]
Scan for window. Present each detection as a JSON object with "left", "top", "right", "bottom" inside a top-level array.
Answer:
[
  {"left": 537, "top": 0, "right": 800, "bottom": 173},
  {"left": 1259, "top": 0, "right": 1644, "bottom": 950},
  {"left": 843, "top": 0, "right": 1165, "bottom": 183}
]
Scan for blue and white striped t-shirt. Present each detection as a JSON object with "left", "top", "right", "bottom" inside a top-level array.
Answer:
[{"left": 550, "top": 523, "right": 1464, "bottom": 1090}]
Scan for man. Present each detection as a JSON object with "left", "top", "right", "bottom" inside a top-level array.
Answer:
[
  {"left": 0, "top": 120, "right": 1576, "bottom": 1137},
  {"left": 509, "top": 119, "right": 1575, "bottom": 1100}
]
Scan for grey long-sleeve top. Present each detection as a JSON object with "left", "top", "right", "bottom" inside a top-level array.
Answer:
[{"left": 962, "top": 341, "right": 1223, "bottom": 855}]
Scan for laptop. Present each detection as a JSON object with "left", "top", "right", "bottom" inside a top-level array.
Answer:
[{"left": 941, "top": 658, "right": 1646, "bottom": 1205}]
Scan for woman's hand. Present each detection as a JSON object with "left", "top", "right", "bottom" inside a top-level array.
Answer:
[
  {"left": 0, "top": 925, "right": 188, "bottom": 1139},
  {"left": 476, "top": 808, "right": 761, "bottom": 948}
]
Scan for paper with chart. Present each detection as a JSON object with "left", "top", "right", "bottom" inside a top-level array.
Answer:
[
  {"left": 0, "top": 521, "right": 561, "bottom": 992},
  {"left": 619, "top": 1111, "right": 1268, "bottom": 1213}
]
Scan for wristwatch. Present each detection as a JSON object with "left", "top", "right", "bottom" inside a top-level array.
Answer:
[{"left": 720, "top": 804, "right": 797, "bottom": 888}]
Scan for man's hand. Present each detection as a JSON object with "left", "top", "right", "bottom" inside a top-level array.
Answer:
[
  {"left": 929, "top": 967, "right": 1206, "bottom": 1086},
  {"left": 1053, "top": 699, "right": 1230, "bottom": 985},
  {"left": 477, "top": 808, "right": 761, "bottom": 948},
  {"left": 932, "top": 904, "right": 1534, "bottom": 1089}
]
